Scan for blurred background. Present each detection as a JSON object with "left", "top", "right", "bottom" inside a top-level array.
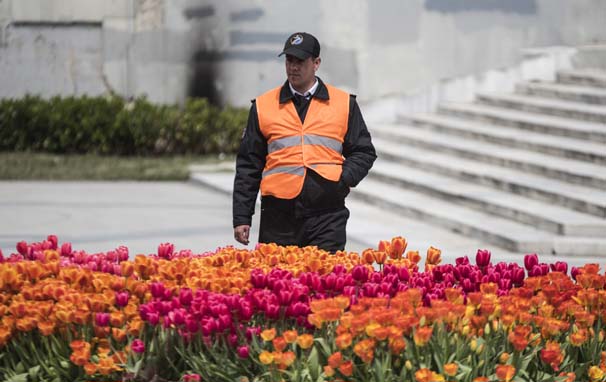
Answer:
[{"left": 1, "top": 0, "right": 605, "bottom": 263}]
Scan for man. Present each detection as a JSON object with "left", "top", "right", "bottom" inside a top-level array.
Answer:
[{"left": 232, "top": 32, "right": 376, "bottom": 252}]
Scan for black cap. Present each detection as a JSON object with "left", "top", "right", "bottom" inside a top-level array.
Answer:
[{"left": 278, "top": 32, "right": 320, "bottom": 60}]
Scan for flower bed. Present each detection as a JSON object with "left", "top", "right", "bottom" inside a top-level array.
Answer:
[{"left": 1, "top": 236, "right": 605, "bottom": 382}]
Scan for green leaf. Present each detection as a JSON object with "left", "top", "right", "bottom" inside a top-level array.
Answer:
[
  {"left": 28, "top": 365, "right": 40, "bottom": 379},
  {"left": 308, "top": 346, "right": 320, "bottom": 381},
  {"left": 5, "top": 373, "right": 28, "bottom": 382}
]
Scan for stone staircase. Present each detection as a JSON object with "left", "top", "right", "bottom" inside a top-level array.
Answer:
[{"left": 355, "top": 69, "right": 606, "bottom": 257}]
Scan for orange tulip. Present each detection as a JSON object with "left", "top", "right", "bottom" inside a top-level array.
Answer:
[
  {"left": 495, "top": 364, "right": 516, "bottom": 382},
  {"left": 374, "top": 250, "right": 387, "bottom": 265},
  {"left": 389, "top": 236, "right": 407, "bottom": 259},
  {"left": 589, "top": 366, "right": 605, "bottom": 381},
  {"left": 444, "top": 363, "right": 458, "bottom": 377},
  {"left": 37, "top": 321, "right": 55, "bottom": 336},
  {"left": 413, "top": 326, "right": 433, "bottom": 347},
  {"left": 335, "top": 333, "right": 353, "bottom": 349},
  {"left": 389, "top": 336, "right": 406, "bottom": 354},
  {"left": 272, "top": 336, "right": 287, "bottom": 352},
  {"left": 259, "top": 350, "right": 274, "bottom": 365},
  {"left": 283, "top": 330, "right": 298, "bottom": 344},
  {"left": 378, "top": 240, "right": 390, "bottom": 254},
  {"left": 540, "top": 341, "right": 564, "bottom": 371},
  {"left": 296, "top": 334, "right": 314, "bottom": 349},
  {"left": 328, "top": 352, "right": 343, "bottom": 368},
  {"left": 84, "top": 362, "right": 97, "bottom": 376},
  {"left": 323, "top": 365, "right": 335, "bottom": 377},
  {"left": 280, "top": 351, "right": 296, "bottom": 367},
  {"left": 426, "top": 246, "right": 442, "bottom": 266},
  {"left": 261, "top": 328, "right": 277, "bottom": 341},
  {"left": 362, "top": 249, "right": 375, "bottom": 265},
  {"left": 0, "top": 326, "right": 12, "bottom": 347},
  {"left": 339, "top": 360, "right": 353, "bottom": 376},
  {"left": 406, "top": 251, "right": 421, "bottom": 264}
]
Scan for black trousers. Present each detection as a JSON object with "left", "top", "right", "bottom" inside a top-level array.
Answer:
[{"left": 259, "top": 206, "right": 350, "bottom": 253}]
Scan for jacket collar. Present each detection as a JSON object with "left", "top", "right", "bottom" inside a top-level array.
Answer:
[{"left": 279, "top": 77, "right": 329, "bottom": 104}]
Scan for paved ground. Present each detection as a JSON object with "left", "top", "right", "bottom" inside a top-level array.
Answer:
[
  {"left": 1, "top": 170, "right": 603, "bottom": 269},
  {"left": 0, "top": 180, "right": 259, "bottom": 257}
]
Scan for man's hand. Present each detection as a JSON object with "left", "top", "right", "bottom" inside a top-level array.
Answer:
[{"left": 234, "top": 225, "right": 251, "bottom": 245}]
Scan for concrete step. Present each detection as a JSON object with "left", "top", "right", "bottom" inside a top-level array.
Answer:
[
  {"left": 557, "top": 69, "right": 606, "bottom": 88},
  {"left": 407, "top": 113, "right": 606, "bottom": 165},
  {"left": 516, "top": 81, "right": 606, "bottom": 105},
  {"left": 371, "top": 124, "right": 606, "bottom": 190},
  {"left": 438, "top": 102, "right": 606, "bottom": 143},
  {"left": 188, "top": 168, "right": 523, "bottom": 259},
  {"left": 352, "top": 177, "right": 554, "bottom": 254},
  {"left": 476, "top": 92, "right": 606, "bottom": 123},
  {"left": 188, "top": 166, "right": 606, "bottom": 258},
  {"left": 370, "top": 136, "right": 606, "bottom": 219},
  {"left": 367, "top": 146, "right": 606, "bottom": 237},
  {"left": 554, "top": 237, "right": 606, "bottom": 258}
]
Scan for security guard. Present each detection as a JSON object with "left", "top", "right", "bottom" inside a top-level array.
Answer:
[{"left": 233, "top": 32, "right": 376, "bottom": 252}]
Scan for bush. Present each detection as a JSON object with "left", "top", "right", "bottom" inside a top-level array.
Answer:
[{"left": 0, "top": 95, "right": 248, "bottom": 156}]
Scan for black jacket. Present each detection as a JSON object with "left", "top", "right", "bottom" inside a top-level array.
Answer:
[{"left": 233, "top": 78, "right": 376, "bottom": 227}]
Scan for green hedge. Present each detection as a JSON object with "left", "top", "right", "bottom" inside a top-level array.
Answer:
[{"left": 0, "top": 95, "right": 248, "bottom": 156}]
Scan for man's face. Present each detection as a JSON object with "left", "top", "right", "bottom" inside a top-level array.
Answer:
[{"left": 285, "top": 54, "right": 321, "bottom": 92}]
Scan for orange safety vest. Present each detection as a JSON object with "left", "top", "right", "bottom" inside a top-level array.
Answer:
[{"left": 256, "top": 84, "right": 350, "bottom": 199}]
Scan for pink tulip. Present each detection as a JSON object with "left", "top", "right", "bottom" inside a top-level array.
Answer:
[
  {"left": 455, "top": 256, "right": 470, "bottom": 266},
  {"left": 182, "top": 374, "right": 201, "bottom": 382},
  {"left": 524, "top": 253, "right": 539, "bottom": 272},
  {"left": 116, "top": 245, "right": 129, "bottom": 261},
  {"left": 168, "top": 309, "right": 186, "bottom": 326},
  {"left": 60, "top": 242, "right": 72, "bottom": 257},
  {"left": 157, "top": 242, "right": 174, "bottom": 259},
  {"left": 16, "top": 241, "right": 28, "bottom": 256},
  {"left": 550, "top": 261, "right": 568, "bottom": 274},
  {"left": 115, "top": 291, "right": 130, "bottom": 307},
  {"left": 352, "top": 265, "right": 369, "bottom": 283},
  {"left": 179, "top": 288, "right": 193, "bottom": 306},
  {"left": 237, "top": 345, "right": 250, "bottom": 359},
  {"left": 151, "top": 282, "right": 167, "bottom": 299},
  {"left": 185, "top": 317, "right": 199, "bottom": 333},
  {"left": 476, "top": 249, "right": 491, "bottom": 268},
  {"left": 47, "top": 235, "right": 58, "bottom": 250},
  {"left": 95, "top": 312, "right": 110, "bottom": 327},
  {"left": 131, "top": 339, "right": 145, "bottom": 354}
]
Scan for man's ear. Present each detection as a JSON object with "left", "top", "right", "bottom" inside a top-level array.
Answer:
[{"left": 314, "top": 57, "right": 321, "bottom": 71}]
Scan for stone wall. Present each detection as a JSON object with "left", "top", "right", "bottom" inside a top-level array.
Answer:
[{"left": 1, "top": 0, "right": 605, "bottom": 106}]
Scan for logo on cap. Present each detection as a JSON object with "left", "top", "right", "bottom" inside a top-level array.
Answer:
[{"left": 290, "top": 34, "right": 304, "bottom": 45}]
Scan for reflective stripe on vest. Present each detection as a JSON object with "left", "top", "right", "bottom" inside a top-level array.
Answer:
[
  {"left": 256, "top": 84, "right": 350, "bottom": 199},
  {"left": 267, "top": 134, "right": 343, "bottom": 154}
]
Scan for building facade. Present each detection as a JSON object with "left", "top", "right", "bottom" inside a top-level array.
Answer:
[{"left": 1, "top": 0, "right": 605, "bottom": 107}]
